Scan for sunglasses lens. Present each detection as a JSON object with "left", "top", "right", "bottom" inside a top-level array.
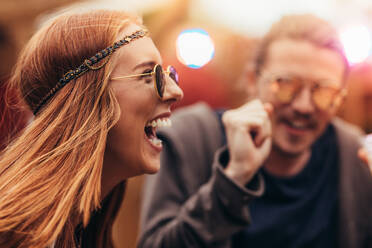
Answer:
[
  {"left": 271, "top": 77, "right": 300, "bottom": 104},
  {"left": 155, "top": 65, "right": 165, "bottom": 98},
  {"left": 312, "top": 86, "right": 339, "bottom": 110},
  {"left": 168, "top": 66, "right": 179, "bottom": 85}
]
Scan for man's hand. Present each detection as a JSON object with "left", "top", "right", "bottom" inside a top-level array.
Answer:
[
  {"left": 223, "top": 99, "right": 273, "bottom": 185},
  {"left": 358, "top": 148, "right": 372, "bottom": 175}
]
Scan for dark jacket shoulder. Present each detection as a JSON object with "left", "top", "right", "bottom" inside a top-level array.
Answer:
[
  {"left": 158, "top": 102, "right": 225, "bottom": 169},
  {"left": 332, "top": 118, "right": 372, "bottom": 248}
]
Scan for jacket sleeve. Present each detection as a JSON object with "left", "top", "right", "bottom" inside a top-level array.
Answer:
[{"left": 138, "top": 104, "right": 264, "bottom": 248}]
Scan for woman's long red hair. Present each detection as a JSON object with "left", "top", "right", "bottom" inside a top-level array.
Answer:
[{"left": 0, "top": 9, "right": 141, "bottom": 248}]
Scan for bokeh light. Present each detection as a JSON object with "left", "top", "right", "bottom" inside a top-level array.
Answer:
[
  {"left": 176, "top": 28, "right": 215, "bottom": 69},
  {"left": 340, "top": 25, "right": 372, "bottom": 64}
]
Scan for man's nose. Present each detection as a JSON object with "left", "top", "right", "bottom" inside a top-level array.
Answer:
[{"left": 291, "top": 87, "right": 316, "bottom": 114}]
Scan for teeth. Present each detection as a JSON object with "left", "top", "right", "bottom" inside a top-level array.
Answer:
[
  {"left": 291, "top": 121, "right": 307, "bottom": 129},
  {"left": 157, "top": 119, "right": 163, "bottom": 127},
  {"left": 148, "top": 136, "right": 162, "bottom": 146},
  {"left": 146, "top": 118, "right": 172, "bottom": 128}
]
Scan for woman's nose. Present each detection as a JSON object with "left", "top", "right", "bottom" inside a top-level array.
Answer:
[{"left": 162, "top": 76, "right": 184, "bottom": 102}]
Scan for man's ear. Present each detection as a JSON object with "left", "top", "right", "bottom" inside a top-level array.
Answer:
[
  {"left": 331, "top": 88, "right": 348, "bottom": 113},
  {"left": 244, "top": 63, "right": 258, "bottom": 99}
]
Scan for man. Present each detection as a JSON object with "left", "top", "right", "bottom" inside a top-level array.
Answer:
[{"left": 138, "top": 14, "right": 372, "bottom": 248}]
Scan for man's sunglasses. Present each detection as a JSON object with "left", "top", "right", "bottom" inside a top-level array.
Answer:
[
  {"left": 267, "top": 75, "right": 347, "bottom": 110},
  {"left": 111, "top": 64, "right": 179, "bottom": 99}
]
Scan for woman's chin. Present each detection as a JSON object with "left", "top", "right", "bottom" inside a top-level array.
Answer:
[
  {"left": 146, "top": 167, "right": 160, "bottom": 175},
  {"left": 140, "top": 156, "right": 161, "bottom": 175}
]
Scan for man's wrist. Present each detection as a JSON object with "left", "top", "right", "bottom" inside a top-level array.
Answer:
[{"left": 224, "top": 163, "right": 256, "bottom": 186}]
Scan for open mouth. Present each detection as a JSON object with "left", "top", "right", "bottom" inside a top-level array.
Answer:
[
  {"left": 286, "top": 120, "right": 311, "bottom": 130},
  {"left": 144, "top": 118, "right": 172, "bottom": 148},
  {"left": 282, "top": 118, "right": 317, "bottom": 133}
]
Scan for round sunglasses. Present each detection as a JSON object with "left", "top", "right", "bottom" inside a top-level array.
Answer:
[
  {"left": 111, "top": 64, "right": 179, "bottom": 99},
  {"left": 267, "top": 75, "right": 347, "bottom": 110}
]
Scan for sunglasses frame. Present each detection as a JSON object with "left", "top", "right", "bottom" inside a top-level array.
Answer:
[
  {"left": 266, "top": 74, "right": 347, "bottom": 111},
  {"left": 111, "top": 64, "right": 178, "bottom": 99}
]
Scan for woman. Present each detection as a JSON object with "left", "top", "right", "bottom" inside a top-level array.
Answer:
[{"left": 0, "top": 9, "right": 183, "bottom": 248}]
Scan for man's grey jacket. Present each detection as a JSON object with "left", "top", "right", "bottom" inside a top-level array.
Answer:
[{"left": 139, "top": 103, "right": 372, "bottom": 248}]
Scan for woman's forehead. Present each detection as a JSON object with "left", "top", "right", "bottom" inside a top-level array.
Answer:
[{"left": 113, "top": 25, "right": 161, "bottom": 71}]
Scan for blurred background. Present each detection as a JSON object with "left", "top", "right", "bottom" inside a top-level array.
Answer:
[{"left": 1, "top": 0, "right": 372, "bottom": 247}]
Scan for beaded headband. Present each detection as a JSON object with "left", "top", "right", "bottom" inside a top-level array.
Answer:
[{"left": 33, "top": 29, "right": 149, "bottom": 115}]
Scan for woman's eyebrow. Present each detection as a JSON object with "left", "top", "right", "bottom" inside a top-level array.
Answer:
[{"left": 133, "top": 61, "right": 156, "bottom": 71}]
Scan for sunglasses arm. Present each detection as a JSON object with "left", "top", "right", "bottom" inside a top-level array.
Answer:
[{"left": 111, "top": 72, "right": 154, "bottom": 80}]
